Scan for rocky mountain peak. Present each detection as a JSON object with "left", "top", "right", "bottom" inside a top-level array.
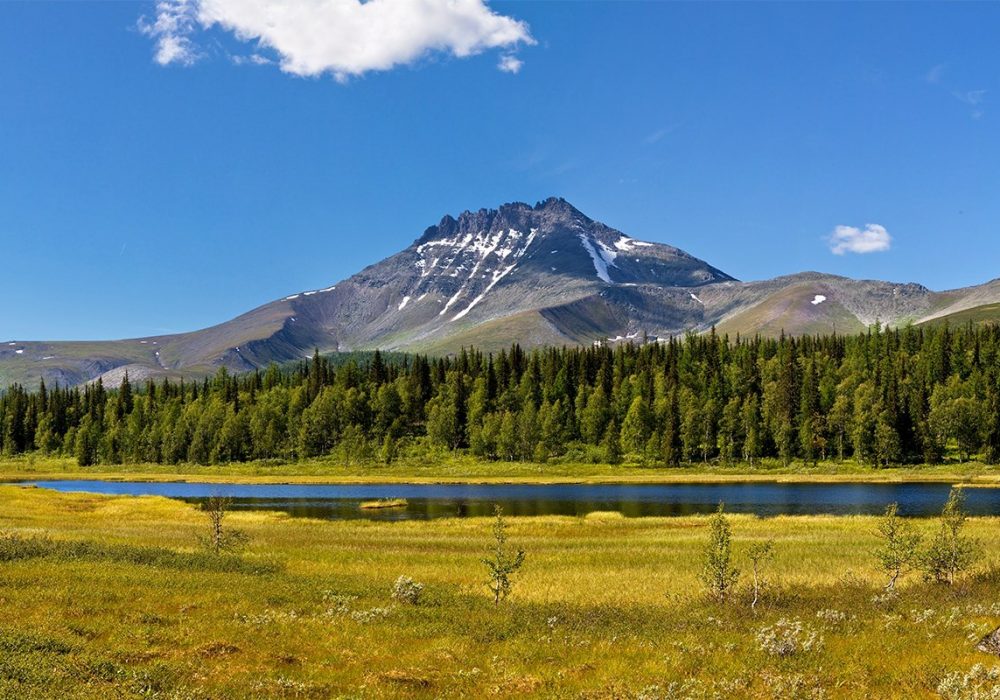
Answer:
[
  {"left": 10, "top": 196, "right": 995, "bottom": 391},
  {"left": 416, "top": 197, "right": 590, "bottom": 247}
]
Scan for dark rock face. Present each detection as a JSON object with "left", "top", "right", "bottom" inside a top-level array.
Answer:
[{"left": 292, "top": 197, "right": 736, "bottom": 354}]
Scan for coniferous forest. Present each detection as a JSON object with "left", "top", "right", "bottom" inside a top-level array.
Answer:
[{"left": 2, "top": 324, "right": 1000, "bottom": 468}]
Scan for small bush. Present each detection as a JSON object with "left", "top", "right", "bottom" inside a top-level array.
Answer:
[
  {"left": 483, "top": 505, "right": 525, "bottom": 606},
  {"left": 937, "top": 664, "right": 1000, "bottom": 700},
  {"left": 199, "top": 496, "right": 249, "bottom": 555},
  {"left": 874, "top": 502, "right": 922, "bottom": 591},
  {"left": 923, "top": 488, "right": 980, "bottom": 586},
  {"left": 700, "top": 503, "right": 739, "bottom": 603},
  {"left": 756, "top": 618, "right": 823, "bottom": 657},
  {"left": 815, "top": 609, "right": 853, "bottom": 627},
  {"left": 391, "top": 575, "right": 424, "bottom": 605}
]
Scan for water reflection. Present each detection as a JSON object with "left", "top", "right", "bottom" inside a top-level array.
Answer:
[{"left": 15, "top": 480, "right": 1000, "bottom": 521}]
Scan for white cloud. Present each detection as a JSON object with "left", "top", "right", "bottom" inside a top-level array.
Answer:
[
  {"left": 139, "top": 0, "right": 201, "bottom": 66},
  {"left": 230, "top": 53, "right": 274, "bottom": 66},
  {"left": 497, "top": 54, "right": 523, "bottom": 74},
  {"left": 925, "top": 63, "right": 945, "bottom": 84},
  {"left": 828, "top": 224, "right": 892, "bottom": 255},
  {"left": 140, "top": 0, "right": 534, "bottom": 80}
]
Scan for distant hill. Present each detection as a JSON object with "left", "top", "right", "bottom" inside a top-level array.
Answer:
[{"left": 3, "top": 197, "right": 1000, "bottom": 388}]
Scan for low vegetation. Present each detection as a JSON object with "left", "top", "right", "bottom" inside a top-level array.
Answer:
[
  {"left": 1, "top": 485, "right": 1000, "bottom": 697},
  {"left": 358, "top": 497, "right": 408, "bottom": 510},
  {"left": 483, "top": 505, "right": 526, "bottom": 606}
]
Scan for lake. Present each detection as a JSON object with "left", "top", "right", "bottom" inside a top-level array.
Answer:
[{"left": 15, "top": 480, "right": 1000, "bottom": 521}]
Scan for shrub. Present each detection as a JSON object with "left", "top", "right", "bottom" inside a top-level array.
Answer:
[
  {"left": 923, "top": 488, "right": 980, "bottom": 586},
  {"left": 700, "top": 503, "right": 739, "bottom": 602},
  {"left": 756, "top": 618, "right": 823, "bottom": 657},
  {"left": 391, "top": 575, "right": 424, "bottom": 605},
  {"left": 815, "top": 608, "right": 853, "bottom": 626},
  {"left": 874, "top": 502, "right": 922, "bottom": 591},
  {"left": 199, "top": 496, "right": 249, "bottom": 555},
  {"left": 483, "top": 505, "right": 525, "bottom": 606},
  {"left": 937, "top": 664, "right": 1000, "bottom": 700},
  {"left": 746, "top": 538, "right": 775, "bottom": 612}
]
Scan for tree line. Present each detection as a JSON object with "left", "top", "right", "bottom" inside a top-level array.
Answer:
[{"left": 2, "top": 323, "right": 1000, "bottom": 467}]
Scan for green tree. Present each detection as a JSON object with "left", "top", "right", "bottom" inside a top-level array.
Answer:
[
  {"left": 601, "top": 420, "right": 622, "bottom": 465},
  {"left": 929, "top": 380, "right": 985, "bottom": 461},
  {"left": 874, "top": 503, "right": 921, "bottom": 591},
  {"left": 483, "top": 505, "right": 525, "bottom": 605},
  {"left": 620, "top": 396, "right": 651, "bottom": 456},
  {"left": 922, "top": 488, "right": 979, "bottom": 586},
  {"left": 74, "top": 414, "right": 100, "bottom": 467},
  {"left": 580, "top": 385, "right": 610, "bottom": 444},
  {"left": 700, "top": 503, "right": 739, "bottom": 602}
]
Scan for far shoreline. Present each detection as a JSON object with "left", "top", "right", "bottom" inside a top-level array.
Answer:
[{"left": 2, "top": 456, "right": 999, "bottom": 487}]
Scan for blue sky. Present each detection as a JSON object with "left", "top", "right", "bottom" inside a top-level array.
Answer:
[{"left": 2, "top": 1, "right": 998, "bottom": 340}]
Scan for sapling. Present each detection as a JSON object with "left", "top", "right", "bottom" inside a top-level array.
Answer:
[
  {"left": 922, "top": 488, "right": 979, "bottom": 586},
  {"left": 483, "top": 505, "right": 525, "bottom": 606},
  {"left": 200, "top": 495, "right": 248, "bottom": 554},
  {"left": 874, "top": 502, "right": 921, "bottom": 591},
  {"left": 747, "top": 539, "right": 775, "bottom": 612},
  {"left": 700, "top": 502, "right": 739, "bottom": 603}
]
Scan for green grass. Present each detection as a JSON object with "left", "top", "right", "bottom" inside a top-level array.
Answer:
[
  {"left": 714, "top": 283, "right": 866, "bottom": 339},
  {"left": 919, "top": 302, "right": 1000, "bottom": 328},
  {"left": 3, "top": 454, "right": 1000, "bottom": 485},
  {"left": 1, "top": 485, "right": 1000, "bottom": 697}
]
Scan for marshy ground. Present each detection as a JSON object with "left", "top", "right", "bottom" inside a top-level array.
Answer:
[{"left": 1, "top": 480, "right": 999, "bottom": 698}]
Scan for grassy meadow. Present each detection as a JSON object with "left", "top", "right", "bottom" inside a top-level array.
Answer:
[
  {"left": 1, "top": 482, "right": 1000, "bottom": 698},
  {"left": 2, "top": 454, "right": 1000, "bottom": 485}
]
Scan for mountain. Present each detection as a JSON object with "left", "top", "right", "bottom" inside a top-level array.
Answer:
[{"left": 3, "top": 197, "right": 1000, "bottom": 389}]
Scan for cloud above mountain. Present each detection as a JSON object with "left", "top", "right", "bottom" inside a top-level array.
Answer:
[
  {"left": 828, "top": 223, "right": 892, "bottom": 255},
  {"left": 140, "top": 0, "right": 534, "bottom": 80}
]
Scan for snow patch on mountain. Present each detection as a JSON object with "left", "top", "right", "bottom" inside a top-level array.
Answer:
[
  {"left": 450, "top": 228, "right": 537, "bottom": 321},
  {"left": 614, "top": 236, "right": 655, "bottom": 252},
  {"left": 811, "top": 295, "right": 827, "bottom": 305},
  {"left": 578, "top": 234, "right": 615, "bottom": 283}
]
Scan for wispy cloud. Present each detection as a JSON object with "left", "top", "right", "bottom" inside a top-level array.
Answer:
[
  {"left": 644, "top": 124, "right": 679, "bottom": 145},
  {"left": 138, "top": 0, "right": 200, "bottom": 66},
  {"left": 954, "top": 89, "right": 987, "bottom": 119},
  {"left": 139, "top": 0, "right": 534, "bottom": 81},
  {"left": 924, "top": 63, "right": 987, "bottom": 119},
  {"left": 925, "top": 63, "right": 945, "bottom": 85},
  {"left": 828, "top": 224, "right": 892, "bottom": 255},
  {"left": 230, "top": 53, "right": 274, "bottom": 67},
  {"left": 497, "top": 54, "right": 523, "bottom": 74}
]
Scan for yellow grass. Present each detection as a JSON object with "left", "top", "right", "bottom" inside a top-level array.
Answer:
[
  {"left": 359, "top": 498, "right": 408, "bottom": 510},
  {"left": 1, "top": 484, "right": 999, "bottom": 697},
  {"left": 3, "top": 454, "right": 1000, "bottom": 486}
]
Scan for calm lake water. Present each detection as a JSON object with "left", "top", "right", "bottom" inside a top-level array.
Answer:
[{"left": 17, "top": 480, "right": 1000, "bottom": 521}]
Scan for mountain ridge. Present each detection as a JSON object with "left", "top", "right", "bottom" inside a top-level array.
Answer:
[{"left": 3, "top": 197, "right": 999, "bottom": 389}]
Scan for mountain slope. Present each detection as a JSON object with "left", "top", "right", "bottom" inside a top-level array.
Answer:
[{"left": 3, "top": 197, "right": 1000, "bottom": 388}]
